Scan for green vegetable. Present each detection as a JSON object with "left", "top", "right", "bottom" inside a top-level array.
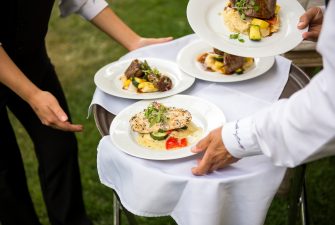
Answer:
[
  {"left": 179, "top": 126, "right": 188, "bottom": 130},
  {"left": 235, "top": 68, "right": 244, "bottom": 74},
  {"left": 230, "top": 33, "right": 245, "bottom": 43},
  {"left": 140, "top": 60, "right": 161, "bottom": 78},
  {"left": 229, "top": 33, "right": 240, "bottom": 39},
  {"left": 249, "top": 25, "right": 262, "bottom": 41},
  {"left": 144, "top": 102, "right": 168, "bottom": 127},
  {"left": 214, "top": 56, "right": 224, "bottom": 62},
  {"left": 150, "top": 131, "right": 169, "bottom": 140},
  {"left": 131, "top": 77, "right": 143, "bottom": 88}
]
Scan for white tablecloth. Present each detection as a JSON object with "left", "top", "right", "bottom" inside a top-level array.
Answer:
[{"left": 91, "top": 34, "right": 290, "bottom": 225}]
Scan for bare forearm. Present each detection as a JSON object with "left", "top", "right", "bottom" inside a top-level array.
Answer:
[
  {"left": 90, "top": 7, "right": 141, "bottom": 51},
  {"left": 0, "top": 46, "right": 40, "bottom": 102}
]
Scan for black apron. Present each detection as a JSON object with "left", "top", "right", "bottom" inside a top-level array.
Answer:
[
  {"left": 0, "top": 1, "right": 92, "bottom": 224},
  {"left": 0, "top": 0, "right": 54, "bottom": 106}
]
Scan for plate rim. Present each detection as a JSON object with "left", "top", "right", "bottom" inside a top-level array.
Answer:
[
  {"left": 176, "top": 39, "right": 275, "bottom": 82},
  {"left": 109, "top": 94, "right": 226, "bottom": 160},
  {"left": 187, "top": 0, "right": 307, "bottom": 57},
  {"left": 94, "top": 57, "right": 195, "bottom": 100}
]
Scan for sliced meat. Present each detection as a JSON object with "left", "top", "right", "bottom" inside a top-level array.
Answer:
[
  {"left": 230, "top": 0, "right": 276, "bottom": 19},
  {"left": 146, "top": 72, "right": 160, "bottom": 84},
  {"left": 223, "top": 53, "right": 244, "bottom": 74},
  {"left": 130, "top": 107, "right": 192, "bottom": 133},
  {"left": 124, "top": 59, "right": 143, "bottom": 79},
  {"left": 146, "top": 72, "right": 172, "bottom": 92},
  {"left": 156, "top": 76, "right": 172, "bottom": 92}
]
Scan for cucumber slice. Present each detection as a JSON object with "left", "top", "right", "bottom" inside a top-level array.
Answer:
[
  {"left": 179, "top": 126, "right": 188, "bottom": 130},
  {"left": 132, "top": 77, "right": 143, "bottom": 88},
  {"left": 150, "top": 131, "right": 169, "bottom": 140}
]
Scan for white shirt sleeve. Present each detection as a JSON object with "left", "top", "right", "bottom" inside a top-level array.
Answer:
[
  {"left": 58, "top": 0, "right": 108, "bottom": 20},
  {"left": 222, "top": 0, "right": 335, "bottom": 167}
]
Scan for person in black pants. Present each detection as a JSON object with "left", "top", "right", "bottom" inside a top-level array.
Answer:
[{"left": 0, "top": 0, "right": 172, "bottom": 224}]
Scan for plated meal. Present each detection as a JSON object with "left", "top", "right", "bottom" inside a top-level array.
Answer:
[
  {"left": 197, "top": 48, "right": 254, "bottom": 75},
  {"left": 222, "top": 0, "right": 280, "bottom": 42},
  {"left": 121, "top": 59, "right": 172, "bottom": 93},
  {"left": 130, "top": 102, "right": 202, "bottom": 150},
  {"left": 109, "top": 95, "right": 226, "bottom": 160},
  {"left": 177, "top": 40, "right": 275, "bottom": 82},
  {"left": 186, "top": 0, "right": 307, "bottom": 57},
  {"left": 94, "top": 58, "right": 195, "bottom": 99}
]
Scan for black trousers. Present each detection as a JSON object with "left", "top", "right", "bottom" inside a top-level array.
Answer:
[{"left": 0, "top": 62, "right": 92, "bottom": 225}]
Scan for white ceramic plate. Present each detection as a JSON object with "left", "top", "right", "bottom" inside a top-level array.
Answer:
[
  {"left": 94, "top": 58, "right": 195, "bottom": 99},
  {"left": 177, "top": 40, "right": 275, "bottom": 82},
  {"left": 187, "top": 0, "right": 307, "bottom": 57},
  {"left": 109, "top": 95, "right": 226, "bottom": 160}
]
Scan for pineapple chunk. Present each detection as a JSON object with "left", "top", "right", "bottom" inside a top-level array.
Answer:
[
  {"left": 249, "top": 25, "right": 262, "bottom": 41},
  {"left": 214, "top": 61, "right": 224, "bottom": 70},
  {"left": 251, "top": 18, "right": 269, "bottom": 29},
  {"left": 123, "top": 79, "right": 131, "bottom": 89},
  {"left": 275, "top": 5, "right": 280, "bottom": 15},
  {"left": 137, "top": 82, "right": 158, "bottom": 93}
]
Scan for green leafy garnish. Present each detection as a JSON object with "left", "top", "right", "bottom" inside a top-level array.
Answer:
[
  {"left": 214, "top": 55, "right": 224, "bottom": 62},
  {"left": 230, "top": 33, "right": 245, "bottom": 43},
  {"left": 140, "top": 60, "right": 161, "bottom": 78},
  {"left": 229, "top": 33, "right": 240, "bottom": 39},
  {"left": 144, "top": 102, "right": 168, "bottom": 127},
  {"left": 233, "top": 0, "right": 260, "bottom": 19}
]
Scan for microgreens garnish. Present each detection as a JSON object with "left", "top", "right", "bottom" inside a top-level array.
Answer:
[
  {"left": 229, "top": 33, "right": 245, "bottom": 43},
  {"left": 233, "top": 0, "right": 260, "bottom": 19},
  {"left": 144, "top": 102, "right": 168, "bottom": 127},
  {"left": 140, "top": 60, "right": 161, "bottom": 78}
]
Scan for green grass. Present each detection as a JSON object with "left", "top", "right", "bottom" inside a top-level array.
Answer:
[{"left": 9, "top": 0, "right": 335, "bottom": 224}]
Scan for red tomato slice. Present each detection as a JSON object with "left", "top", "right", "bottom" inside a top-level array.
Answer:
[
  {"left": 180, "top": 138, "right": 188, "bottom": 147},
  {"left": 166, "top": 137, "right": 178, "bottom": 150},
  {"left": 166, "top": 137, "right": 188, "bottom": 150}
]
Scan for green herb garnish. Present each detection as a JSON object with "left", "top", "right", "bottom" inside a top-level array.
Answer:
[
  {"left": 141, "top": 60, "right": 161, "bottom": 78},
  {"left": 229, "top": 33, "right": 240, "bottom": 39},
  {"left": 230, "top": 33, "right": 245, "bottom": 43},
  {"left": 144, "top": 102, "right": 168, "bottom": 127},
  {"left": 233, "top": 0, "right": 260, "bottom": 19}
]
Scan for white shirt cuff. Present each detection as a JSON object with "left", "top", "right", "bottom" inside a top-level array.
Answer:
[
  {"left": 77, "top": 0, "right": 108, "bottom": 20},
  {"left": 59, "top": 0, "right": 108, "bottom": 20},
  {"left": 222, "top": 118, "right": 262, "bottom": 158}
]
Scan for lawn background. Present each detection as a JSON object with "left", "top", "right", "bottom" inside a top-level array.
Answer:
[{"left": 9, "top": 0, "right": 335, "bottom": 224}]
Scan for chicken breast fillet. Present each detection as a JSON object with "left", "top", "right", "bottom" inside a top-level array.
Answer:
[{"left": 130, "top": 107, "right": 192, "bottom": 133}]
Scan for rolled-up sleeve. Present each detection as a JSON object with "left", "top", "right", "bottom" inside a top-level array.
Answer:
[{"left": 59, "top": 0, "right": 108, "bottom": 20}]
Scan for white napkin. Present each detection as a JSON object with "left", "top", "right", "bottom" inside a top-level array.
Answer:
[
  {"left": 91, "top": 34, "right": 291, "bottom": 225},
  {"left": 98, "top": 136, "right": 286, "bottom": 225}
]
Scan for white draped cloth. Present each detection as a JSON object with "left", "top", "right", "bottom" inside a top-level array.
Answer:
[{"left": 90, "top": 34, "right": 291, "bottom": 225}]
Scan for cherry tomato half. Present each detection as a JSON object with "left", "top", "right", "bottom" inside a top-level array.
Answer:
[{"left": 166, "top": 137, "right": 188, "bottom": 150}]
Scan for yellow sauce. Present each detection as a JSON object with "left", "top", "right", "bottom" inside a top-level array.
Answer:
[{"left": 136, "top": 122, "right": 202, "bottom": 150}]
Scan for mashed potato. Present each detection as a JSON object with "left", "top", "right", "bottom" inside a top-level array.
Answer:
[
  {"left": 136, "top": 122, "right": 202, "bottom": 150},
  {"left": 222, "top": 7, "right": 250, "bottom": 35}
]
